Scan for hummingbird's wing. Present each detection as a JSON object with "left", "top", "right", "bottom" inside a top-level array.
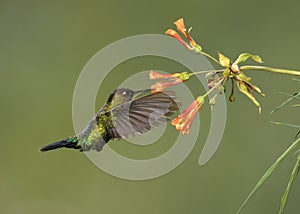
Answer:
[{"left": 110, "top": 91, "right": 179, "bottom": 139}]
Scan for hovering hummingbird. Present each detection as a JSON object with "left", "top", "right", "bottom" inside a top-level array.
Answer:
[{"left": 40, "top": 88, "right": 179, "bottom": 152}]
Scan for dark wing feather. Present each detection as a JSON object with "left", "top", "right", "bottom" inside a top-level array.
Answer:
[{"left": 110, "top": 91, "right": 179, "bottom": 139}]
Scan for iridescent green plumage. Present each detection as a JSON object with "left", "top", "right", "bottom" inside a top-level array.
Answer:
[{"left": 40, "top": 88, "right": 179, "bottom": 152}]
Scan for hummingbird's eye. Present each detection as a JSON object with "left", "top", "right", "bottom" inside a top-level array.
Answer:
[{"left": 122, "top": 91, "right": 127, "bottom": 95}]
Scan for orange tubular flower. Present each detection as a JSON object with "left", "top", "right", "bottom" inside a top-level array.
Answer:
[
  {"left": 171, "top": 96, "right": 205, "bottom": 134},
  {"left": 165, "top": 18, "right": 201, "bottom": 52},
  {"left": 174, "top": 18, "right": 197, "bottom": 47},
  {"left": 174, "top": 18, "right": 187, "bottom": 36},
  {"left": 165, "top": 29, "right": 193, "bottom": 50},
  {"left": 149, "top": 70, "right": 191, "bottom": 93},
  {"left": 149, "top": 70, "right": 180, "bottom": 79},
  {"left": 151, "top": 78, "right": 183, "bottom": 93}
]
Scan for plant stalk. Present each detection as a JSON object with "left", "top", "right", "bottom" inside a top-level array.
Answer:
[{"left": 240, "top": 66, "right": 300, "bottom": 76}]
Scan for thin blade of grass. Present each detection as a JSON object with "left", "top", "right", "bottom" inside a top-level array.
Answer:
[
  {"left": 296, "top": 131, "right": 300, "bottom": 139},
  {"left": 291, "top": 104, "right": 300, "bottom": 107},
  {"left": 278, "top": 92, "right": 300, "bottom": 101},
  {"left": 270, "top": 92, "right": 300, "bottom": 114},
  {"left": 270, "top": 121, "right": 300, "bottom": 129},
  {"left": 292, "top": 78, "right": 300, "bottom": 82},
  {"left": 236, "top": 137, "right": 300, "bottom": 214},
  {"left": 279, "top": 155, "right": 300, "bottom": 214}
]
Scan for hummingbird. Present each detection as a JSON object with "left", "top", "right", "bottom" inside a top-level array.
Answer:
[{"left": 40, "top": 88, "right": 179, "bottom": 152}]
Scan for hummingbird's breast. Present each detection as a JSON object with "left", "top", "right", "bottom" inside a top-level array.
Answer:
[{"left": 78, "top": 111, "right": 112, "bottom": 152}]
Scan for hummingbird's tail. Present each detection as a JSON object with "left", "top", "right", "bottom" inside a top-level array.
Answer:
[{"left": 40, "top": 137, "right": 80, "bottom": 152}]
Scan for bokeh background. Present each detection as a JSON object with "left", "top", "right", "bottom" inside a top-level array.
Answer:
[{"left": 1, "top": 0, "right": 300, "bottom": 213}]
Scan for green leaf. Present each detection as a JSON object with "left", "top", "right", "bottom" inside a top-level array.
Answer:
[
  {"left": 270, "top": 121, "right": 300, "bottom": 129},
  {"left": 292, "top": 78, "right": 300, "bottom": 82},
  {"left": 234, "top": 53, "right": 263, "bottom": 65},
  {"left": 278, "top": 92, "right": 300, "bottom": 101},
  {"left": 236, "top": 137, "right": 300, "bottom": 214},
  {"left": 236, "top": 81, "right": 261, "bottom": 113},
  {"left": 270, "top": 92, "right": 300, "bottom": 114},
  {"left": 279, "top": 155, "right": 300, "bottom": 214},
  {"left": 218, "top": 52, "right": 231, "bottom": 67},
  {"left": 296, "top": 131, "right": 300, "bottom": 139},
  {"left": 252, "top": 55, "right": 263, "bottom": 63}
]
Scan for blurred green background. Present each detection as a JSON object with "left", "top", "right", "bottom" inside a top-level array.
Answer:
[{"left": 1, "top": 0, "right": 300, "bottom": 213}]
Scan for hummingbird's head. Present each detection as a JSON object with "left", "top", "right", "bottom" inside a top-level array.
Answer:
[{"left": 107, "top": 88, "right": 152, "bottom": 107}]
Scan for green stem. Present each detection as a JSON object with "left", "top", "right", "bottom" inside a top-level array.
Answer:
[
  {"left": 240, "top": 66, "right": 300, "bottom": 76},
  {"left": 191, "top": 69, "right": 224, "bottom": 75},
  {"left": 201, "top": 51, "right": 222, "bottom": 66}
]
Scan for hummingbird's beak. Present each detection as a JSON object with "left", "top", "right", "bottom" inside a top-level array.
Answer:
[{"left": 134, "top": 88, "right": 152, "bottom": 94}]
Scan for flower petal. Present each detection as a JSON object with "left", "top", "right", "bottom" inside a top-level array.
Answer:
[
  {"left": 233, "top": 53, "right": 263, "bottom": 65},
  {"left": 167, "top": 19, "right": 202, "bottom": 53},
  {"left": 174, "top": 18, "right": 187, "bottom": 37},
  {"left": 165, "top": 29, "right": 193, "bottom": 50},
  {"left": 151, "top": 78, "right": 183, "bottom": 93},
  {"left": 218, "top": 52, "right": 231, "bottom": 68},
  {"left": 237, "top": 81, "right": 261, "bottom": 113},
  {"left": 165, "top": 29, "right": 185, "bottom": 45},
  {"left": 149, "top": 70, "right": 178, "bottom": 80},
  {"left": 236, "top": 72, "right": 265, "bottom": 96}
]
